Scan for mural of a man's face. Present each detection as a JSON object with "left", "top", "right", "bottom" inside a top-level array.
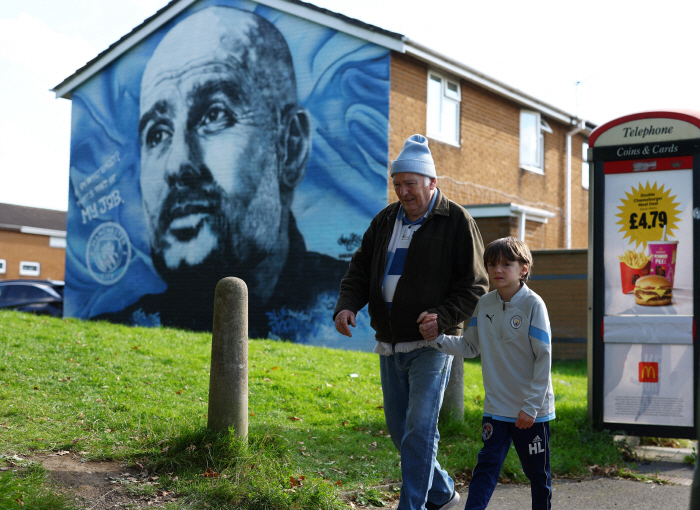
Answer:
[{"left": 138, "top": 7, "right": 310, "bottom": 281}]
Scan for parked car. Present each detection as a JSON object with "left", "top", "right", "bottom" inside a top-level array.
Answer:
[{"left": 0, "top": 279, "right": 64, "bottom": 317}]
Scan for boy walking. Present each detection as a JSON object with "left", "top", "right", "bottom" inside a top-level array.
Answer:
[{"left": 420, "top": 237, "right": 554, "bottom": 509}]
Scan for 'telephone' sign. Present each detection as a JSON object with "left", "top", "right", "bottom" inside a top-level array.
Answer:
[{"left": 639, "top": 362, "right": 659, "bottom": 383}]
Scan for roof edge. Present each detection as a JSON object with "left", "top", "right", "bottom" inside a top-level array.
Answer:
[
  {"left": 405, "top": 38, "right": 596, "bottom": 131},
  {"left": 52, "top": 0, "right": 406, "bottom": 99}
]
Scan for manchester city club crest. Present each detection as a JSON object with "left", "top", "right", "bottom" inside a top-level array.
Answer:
[
  {"left": 86, "top": 222, "right": 132, "bottom": 285},
  {"left": 510, "top": 315, "right": 523, "bottom": 329},
  {"left": 481, "top": 422, "right": 493, "bottom": 441}
]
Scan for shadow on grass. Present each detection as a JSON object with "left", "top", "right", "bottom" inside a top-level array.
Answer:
[{"left": 136, "top": 427, "right": 347, "bottom": 509}]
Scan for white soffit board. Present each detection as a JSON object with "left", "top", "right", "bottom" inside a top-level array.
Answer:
[{"left": 405, "top": 43, "right": 578, "bottom": 126}]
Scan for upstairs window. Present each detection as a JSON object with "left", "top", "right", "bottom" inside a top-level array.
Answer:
[
  {"left": 0, "top": 259, "right": 5, "bottom": 274},
  {"left": 427, "top": 72, "right": 461, "bottom": 146},
  {"left": 19, "top": 261, "right": 40, "bottom": 277},
  {"left": 582, "top": 142, "right": 590, "bottom": 190},
  {"left": 519, "top": 110, "right": 551, "bottom": 174}
]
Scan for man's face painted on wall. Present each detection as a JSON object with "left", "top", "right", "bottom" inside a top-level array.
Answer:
[{"left": 139, "top": 9, "right": 295, "bottom": 278}]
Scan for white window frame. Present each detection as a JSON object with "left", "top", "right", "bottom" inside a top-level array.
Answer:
[
  {"left": 519, "top": 110, "right": 552, "bottom": 174},
  {"left": 582, "top": 141, "right": 590, "bottom": 190},
  {"left": 426, "top": 71, "right": 461, "bottom": 146},
  {"left": 0, "top": 259, "right": 5, "bottom": 274},
  {"left": 19, "top": 261, "right": 40, "bottom": 277}
]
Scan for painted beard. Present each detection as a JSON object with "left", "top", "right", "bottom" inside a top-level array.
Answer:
[{"left": 150, "top": 175, "right": 228, "bottom": 276}]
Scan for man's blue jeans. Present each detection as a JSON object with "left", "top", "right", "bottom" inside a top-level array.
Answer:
[{"left": 380, "top": 347, "right": 454, "bottom": 510}]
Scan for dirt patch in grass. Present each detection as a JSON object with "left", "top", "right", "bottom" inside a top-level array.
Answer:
[{"left": 37, "top": 453, "right": 176, "bottom": 508}]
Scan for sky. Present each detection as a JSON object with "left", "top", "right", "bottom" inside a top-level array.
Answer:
[{"left": 2, "top": 0, "right": 700, "bottom": 212}]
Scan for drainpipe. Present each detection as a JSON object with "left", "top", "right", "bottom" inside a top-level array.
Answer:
[
  {"left": 517, "top": 210, "right": 527, "bottom": 241},
  {"left": 566, "top": 120, "right": 586, "bottom": 249},
  {"left": 510, "top": 204, "right": 555, "bottom": 242}
]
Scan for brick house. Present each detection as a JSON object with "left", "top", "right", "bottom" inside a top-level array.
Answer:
[
  {"left": 389, "top": 52, "right": 594, "bottom": 250},
  {"left": 51, "top": 0, "right": 591, "bottom": 355},
  {"left": 0, "top": 203, "right": 67, "bottom": 281}
]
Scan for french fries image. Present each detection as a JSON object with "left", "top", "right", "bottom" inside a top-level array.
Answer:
[{"left": 618, "top": 249, "right": 651, "bottom": 269}]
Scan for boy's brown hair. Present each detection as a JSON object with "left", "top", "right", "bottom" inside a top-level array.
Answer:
[{"left": 483, "top": 237, "right": 533, "bottom": 283}]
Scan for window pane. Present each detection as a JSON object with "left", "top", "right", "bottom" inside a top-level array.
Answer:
[
  {"left": 427, "top": 75, "right": 442, "bottom": 135},
  {"left": 445, "top": 80, "right": 459, "bottom": 100},
  {"left": 5, "top": 285, "right": 48, "bottom": 301},
  {"left": 441, "top": 99, "right": 459, "bottom": 145},
  {"left": 520, "top": 111, "right": 540, "bottom": 168}
]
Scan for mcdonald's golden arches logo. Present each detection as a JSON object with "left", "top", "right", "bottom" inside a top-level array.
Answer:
[{"left": 638, "top": 362, "right": 659, "bottom": 383}]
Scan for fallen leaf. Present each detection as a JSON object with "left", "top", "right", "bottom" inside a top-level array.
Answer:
[
  {"left": 202, "top": 468, "right": 219, "bottom": 478},
  {"left": 263, "top": 377, "right": 273, "bottom": 382},
  {"left": 369, "top": 441, "right": 377, "bottom": 451},
  {"left": 176, "top": 390, "right": 183, "bottom": 394},
  {"left": 290, "top": 475, "right": 306, "bottom": 487},
  {"left": 376, "top": 405, "right": 384, "bottom": 409},
  {"left": 271, "top": 366, "right": 280, "bottom": 370},
  {"left": 132, "top": 346, "right": 140, "bottom": 350},
  {"left": 288, "top": 416, "right": 303, "bottom": 421}
]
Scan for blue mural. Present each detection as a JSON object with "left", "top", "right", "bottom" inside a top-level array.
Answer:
[{"left": 65, "top": 0, "right": 389, "bottom": 351}]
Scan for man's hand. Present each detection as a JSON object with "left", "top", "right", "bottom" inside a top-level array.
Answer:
[
  {"left": 335, "top": 310, "right": 356, "bottom": 337},
  {"left": 417, "top": 311, "right": 439, "bottom": 341},
  {"left": 515, "top": 410, "right": 535, "bottom": 429}
]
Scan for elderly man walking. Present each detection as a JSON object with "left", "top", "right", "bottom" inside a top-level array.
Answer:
[{"left": 334, "top": 134, "right": 488, "bottom": 510}]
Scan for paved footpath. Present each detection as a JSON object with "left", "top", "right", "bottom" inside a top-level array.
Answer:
[{"left": 378, "top": 444, "right": 695, "bottom": 509}]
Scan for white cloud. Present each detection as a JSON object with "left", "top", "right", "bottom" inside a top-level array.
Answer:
[{"left": 0, "top": 13, "right": 97, "bottom": 86}]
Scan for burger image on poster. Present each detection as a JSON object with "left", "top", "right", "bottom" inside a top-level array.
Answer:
[{"left": 634, "top": 275, "right": 673, "bottom": 306}]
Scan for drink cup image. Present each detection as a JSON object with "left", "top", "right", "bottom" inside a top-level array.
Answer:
[{"left": 648, "top": 240, "right": 678, "bottom": 287}]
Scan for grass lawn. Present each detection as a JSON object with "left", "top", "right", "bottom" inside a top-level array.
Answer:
[{"left": 0, "top": 311, "right": 624, "bottom": 508}]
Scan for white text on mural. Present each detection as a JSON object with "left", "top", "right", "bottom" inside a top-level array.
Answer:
[
  {"left": 78, "top": 151, "right": 124, "bottom": 224},
  {"left": 81, "top": 190, "right": 124, "bottom": 223}
]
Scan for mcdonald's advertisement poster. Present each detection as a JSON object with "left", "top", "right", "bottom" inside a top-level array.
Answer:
[
  {"left": 603, "top": 156, "right": 693, "bottom": 316},
  {"left": 602, "top": 155, "right": 694, "bottom": 426}
]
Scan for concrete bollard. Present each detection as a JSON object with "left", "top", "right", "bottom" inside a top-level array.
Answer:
[
  {"left": 441, "top": 357, "right": 464, "bottom": 421},
  {"left": 208, "top": 277, "right": 248, "bottom": 437}
]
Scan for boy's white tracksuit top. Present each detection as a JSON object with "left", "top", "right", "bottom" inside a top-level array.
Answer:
[{"left": 432, "top": 284, "right": 555, "bottom": 421}]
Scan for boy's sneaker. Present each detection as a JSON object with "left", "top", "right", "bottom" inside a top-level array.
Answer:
[{"left": 425, "top": 490, "right": 460, "bottom": 510}]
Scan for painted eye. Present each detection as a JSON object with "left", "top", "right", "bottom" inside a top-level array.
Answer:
[
  {"left": 144, "top": 123, "right": 172, "bottom": 149},
  {"left": 197, "top": 105, "right": 235, "bottom": 134}
]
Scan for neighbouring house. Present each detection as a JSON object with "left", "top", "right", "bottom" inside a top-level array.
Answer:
[
  {"left": 51, "top": 0, "right": 592, "bottom": 356},
  {"left": 0, "top": 203, "right": 66, "bottom": 281}
]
